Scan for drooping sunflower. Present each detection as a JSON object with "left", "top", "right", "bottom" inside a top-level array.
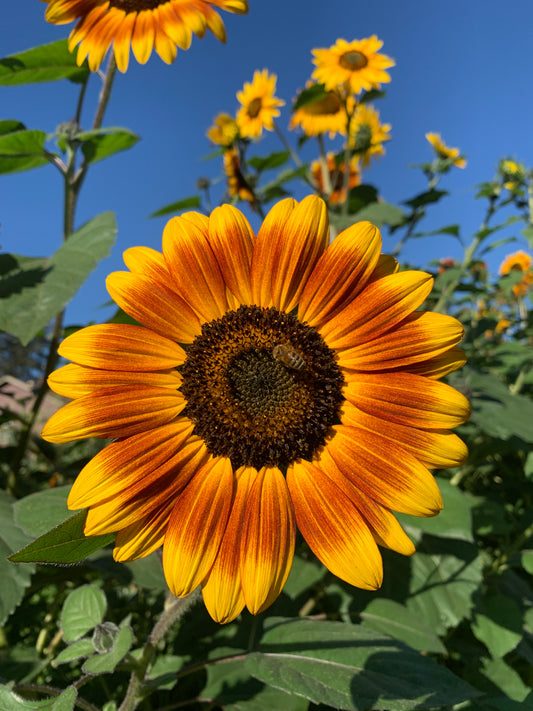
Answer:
[
  {"left": 311, "top": 153, "right": 361, "bottom": 205},
  {"left": 236, "top": 69, "right": 285, "bottom": 139},
  {"left": 350, "top": 103, "right": 391, "bottom": 167},
  {"left": 41, "top": 0, "right": 248, "bottom": 73},
  {"left": 312, "top": 37, "right": 394, "bottom": 95},
  {"left": 223, "top": 147, "right": 255, "bottom": 206},
  {"left": 207, "top": 113, "right": 239, "bottom": 147},
  {"left": 289, "top": 84, "right": 350, "bottom": 139},
  {"left": 425, "top": 133, "right": 466, "bottom": 169},
  {"left": 42, "top": 196, "right": 470, "bottom": 624},
  {"left": 499, "top": 249, "right": 533, "bottom": 298}
]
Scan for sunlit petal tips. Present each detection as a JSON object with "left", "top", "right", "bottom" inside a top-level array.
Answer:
[
  {"left": 42, "top": 0, "right": 248, "bottom": 72},
  {"left": 43, "top": 195, "right": 468, "bottom": 623}
]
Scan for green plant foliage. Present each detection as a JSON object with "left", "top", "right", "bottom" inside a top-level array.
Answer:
[
  {"left": 60, "top": 585, "right": 107, "bottom": 642},
  {"left": 0, "top": 40, "right": 88, "bottom": 85},
  {"left": 76, "top": 127, "right": 140, "bottom": 165},
  {"left": 0, "top": 129, "right": 50, "bottom": 174}
]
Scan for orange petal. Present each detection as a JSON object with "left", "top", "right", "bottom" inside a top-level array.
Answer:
[
  {"left": 57, "top": 324, "right": 185, "bottom": 371},
  {"left": 202, "top": 466, "right": 256, "bottom": 624},
  {"left": 113, "top": 508, "right": 168, "bottom": 562},
  {"left": 42, "top": 385, "right": 185, "bottom": 443},
  {"left": 131, "top": 10, "right": 155, "bottom": 64},
  {"left": 163, "top": 457, "right": 235, "bottom": 598},
  {"left": 298, "top": 221, "right": 381, "bottom": 328},
  {"left": 337, "top": 311, "right": 464, "bottom": 371},
  {"left": 48, "top": 363, "right": 181, "bottom": 399},
  {"left": 345, "top": 372, "right": 471, "bottom": 430},
  {"left": 320, "top": 271, "right": 434, "bottom": 349},
  {"left": 122, "top": 246, "right": 179, "bottom": 296},
  {"left": 287, "top": 460, "right": 383, "bottom": 589},
  {"left": 324, "top": 426, "right": 443, "bottom": 517},
  {"left": 162, "top": 213, "right": 227, "bottom": 321},
  {"left": 158, "top": 2, "right": 192, "bottom": 49},
  {"left": 111, "top": 10, "right": 135, "bottom": 72},
  {"left": 106, "top": 271, "right": 201, "bottom": 343},
  {"left": 208, "top": 204, "right": 254, "bottom": 305},
  {"left": 240, "top": 467, "right": 295, "bottom": 614},
  {"left": 403, "top": 347, "right": 467, "bottom": 380}
]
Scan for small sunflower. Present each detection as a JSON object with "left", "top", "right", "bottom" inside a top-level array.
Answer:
[
  {"left": 350, "top": 104, "right": 391, "bottom": 167},
  {"left": 426, "top": 133, "right": 466, "bottom": 169},
  {"left": 499, "top": 249, "right": 533, "bottom": 298},
  {"left": 236, "top": 69, "right": 285, "bottom": 139},
  {"left": 41, "top": 0, "right": 248, "bottom": 73},
  {"left": 207, "top": 113, "right": 239, "bottom": 147},
  {"left": 311, "top": 153, "right": 361, "bottom": 205},
  {"left": 500, "top": 159, "right": 526, "bottom": 191},
  {"left": 312, "top": 37, "right": 394, "bottom": 95},
  {"left": 223, "top": 147, "right": 255, "bottom": 206},
  {"left": 289, "top": 84, "right": 350, "bottom": 139},
  {"left": 43, "top": 196, "right": 470, "bottom": 624}
]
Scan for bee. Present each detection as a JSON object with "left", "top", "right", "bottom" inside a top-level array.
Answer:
[{"left": 272, "top": 343, "right": 305, "bottom": 371}]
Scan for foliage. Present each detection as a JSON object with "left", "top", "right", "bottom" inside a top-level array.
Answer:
[{"left": 1, "top": 29, "right": 533, "bottom": 711}]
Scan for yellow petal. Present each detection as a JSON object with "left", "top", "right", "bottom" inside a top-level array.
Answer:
[
  {"left": 208, "top": 204, "right": 254, "bottom": 305},
  {"left": 131, "top": 10, "right": 155, "bottom": 64}
]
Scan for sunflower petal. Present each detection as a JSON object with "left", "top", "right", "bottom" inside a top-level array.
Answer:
[{"left": 209, "top": 204, "right": 254, "bottom": 305}]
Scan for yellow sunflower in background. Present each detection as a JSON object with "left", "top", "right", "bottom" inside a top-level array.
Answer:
[
  {"left": 426, "top": 133, "right": 466, "bottom": 169},
  {"left": 500, "top": 159, "right": 526, "bottom": 191},
  {"left": 236, "top": 69, "right": 285, "bottom": 139},
  {"left": 350, "top": 104, "right": 391, "bottom": 167},
  {"left": 499, "top": 250, "right": 533, "bottom": 298},
  {"left": 42, "top": 196, "right": 470, "bottom": 624},
  {"left": 41, "top": 0, "right": 248, "bottom": 73},
  {"left": 311, "top": 153, "right": 361, "bottom": 204},
  {"left": 207, "top": 113, "right": 239, "bottom": 147},
  {"left": 312, "top": 36, "right": 394, "bottom": 95},
  {"left": 289, "top": 84, "right": 350, "bottom": 139}
]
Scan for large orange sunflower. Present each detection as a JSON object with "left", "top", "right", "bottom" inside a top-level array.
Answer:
[
  {"left": 42, "top": 196, "right": 470, "bottom": 624},
  {"left": 312, "top": 36, "right": 395, "bottom": 95},
  {"left": 41, "top": 0, "right": 248, "bottom": 73}
]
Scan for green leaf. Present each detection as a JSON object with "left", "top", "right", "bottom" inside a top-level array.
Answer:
[
  {"left": 14, "top": 486, "right": 71, "bottom": 538},
  {"left": 61, "top": 585, "right": 107, "bottom": 642},
  {"left": 150, "top": 195, "right": 202, "bottom": 218},
  {"left": 0, "top": 40, "right": 88, "bottom": 85},
  {"left": 404, "top": 189, "right": 448, "bottom": 209},
  {"left": 360, "top": 599, "right": 446, "bottom": 654},
  {"left": 481, "top": 657, "right": 530, "bottom": 702},
  {"left": 77, "top": 127, "right": 140, "bottom": 165},
  {"left": 0, "top": 211, "right": 117, "bottom": 345},
  {"left": 124, "top": 552, "right": 167, "bottom": 590},
  {"left": 413, "top": 224, "right": 460, "bottom": 239},
  {"left": 353, "top": 200, "right": 406, "bottom": 228},
  {"left": 246, "top": 617, "right": 478, "bottom": 710},
  {"left": 292, "top": 83, "right": 329, "bottom": 112},
  {"left": 247, "top": 151, "right": 289, "bottom": 172},
  {"left": 82, "top": 618, "right": 133, "bottom": 674},
  {"left": 0, "top": 129, "right": 49, "bottom": 174},
  {"left": 523, "top": 551, "right": 533, "bottom": 574},
  {"left": 9, "top": 510, "right": 114, "bottom": 565},
  {"left": 283, "top": 554, "right": 325, "bottom": 599},
  {"left": 0, "top": 491, "right": 35, "bottom": 626},
  {"left": 0, "top": 120, "right": 26, "bottom": 136},
  {"left": 472, "top": 593, "right": 523, "bottom": 658},
  {"left": 52, "top": 638, "right": 96, "bottom": 666},
  {"left": 0, "top": 684, "right": 77, "bottom": 710},
  {"left": 522, "top": 226, "right": 533, "bottom": 249}
]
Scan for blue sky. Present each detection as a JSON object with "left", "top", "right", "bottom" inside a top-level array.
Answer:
[{"left": 2, "top": 0, "right": 533, "bottom": 326}]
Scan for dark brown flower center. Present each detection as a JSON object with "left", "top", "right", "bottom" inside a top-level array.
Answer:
[
  {"left": 109, "top": 0, "right": 170, "bottom": 10},
  {"left": 339, "top": 50, "right": 368, "bottom": 71},
  {"left": 247, "top": 97, "right": 263, "bottom": 119},
  {"left": 304, "top": 91, "right": 342, "bottom": 117},
  {"left": 180, "top": 305, "right": 345, "bottom": 470}
]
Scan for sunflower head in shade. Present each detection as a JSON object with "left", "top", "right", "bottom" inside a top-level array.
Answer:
[{"left": 43, "top": 196, "right": 469, "bottom": 624}]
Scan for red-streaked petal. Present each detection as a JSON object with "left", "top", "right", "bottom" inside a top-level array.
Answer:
[
  {"left": 287, "top": 460, "right": 383, "bottom": 589},
  {"left": 338, "top": 311, "right": 464, "bottom": 371},
  {"left": 111, "top": 10, "right": 135, "bottom": 72},
  {"left": 57, "top": 324, "right": 185, "bottom": 371},
  {"left": 298, "top": 221, "right": 381, "bottom": 328},
  {"left": 202, "top": 466, "right": 256, "bottom": 624},
  {"left": 42, "top": 386, "right": 185, "bottom": 443},
  {"left": 209, "top": 204, "right": 254, "bottom": 305},
  {"left": 240, "top": 467, "right": 295, "bottom": 614},
  {"left": 403, "top": 347, "right": 467, "bottom": 380},
  {"left": 162, "top": 213, "right": 227, "bottom": 321},
  {"left": 320, "top": 271, "right": 433, "bottom": 349},
  {"left": 68, "top": 419, "right": 195, "bottom": 509},
  {"left": 113, "top": 507, "right": 168, "bottom": 562},
  {"left": 163, "top": 456, "right": 234, "bottom": 597},
  {"left": 48, "top": 363, "right": 181, "bottom": 399},
  {"left": 122, "top": 246, "right": 179, "bottom": 296},
  {"left": 341, "top": 401, "right": 468, "bottom": 469},
  {"left": 324, "top": 426, "right": 443, "bottom": 517},
  {"left": 106, "top": 271, "right": 201, "bottom": 343},
  {"left": 345, "top": 372, "right": 471, "bottom": 430}
]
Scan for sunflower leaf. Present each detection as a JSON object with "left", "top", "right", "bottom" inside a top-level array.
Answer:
[
  {"left": 0, "top": 129, "right": 50, "bottom": 174},
  {"left": 150, "top": 195, "right": 202, "bottom": 218},
  {"left": 76, "top": 127, "right": 140, "bottom": 165},
  {"left": 8, "top": 511, "right": 114, "bottom": 565},
  {"left": 0, "top": 684, "right": 77, "bottom": 710},
  {"left": 0, "top": 40, "right": 88, "bottom": 86},
  {"left": 0, "top": 211, "right": 117, "bottom": 345},
  {"left": 60, "top": 585, "right": 107, "bottom": 642},
  {"left": 292, "top": 84, "right": 329, "bottom": 112},
  {"left": 246, "top": 617, "right": 478, "bottom": 710}
]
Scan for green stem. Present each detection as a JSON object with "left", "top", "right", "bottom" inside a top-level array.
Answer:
[{"left": 117, "top": 590, "right": 201, "bottom": 711}]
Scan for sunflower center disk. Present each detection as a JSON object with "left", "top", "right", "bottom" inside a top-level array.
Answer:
[
  {"left": 110, "top": 0, "right": 165, "bottom": 10},
  {"left": 180, "top": 305, "right": 345, "bottom": 470},
  {"left": 340, "top": 50, "right": 368, "bottom": 71},
  {"left": 247, "top": 97, "right": 263, "bottom": 119}
]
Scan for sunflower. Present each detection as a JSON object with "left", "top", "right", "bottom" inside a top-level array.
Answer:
[
  {"left": 500, "top": 159, "right": 526, "bottom": 191},
  {"left": 236, "top": 69, "right": 285, "bottom": 139},
  {"left": 311, "top": 153, "right": 361, "bottom": 204},
  {"left": 207, "top": 113, "right": 239, "bottom": 147},
  {"left": 42, "top": 196, "right": 470, "bottom": 624},
  {"left": 289, "top": 84, "right": 350, "bottom": 139},
  {"left": 350, "top": 103, "right": 391, "bottom": 167},
  {"left": 41, "top": 0, "right": 248, "bottom": 73},
  {"left": 312, "top": 37, "right": 394, "bottom": 95},
  {"left": 499, "top": 249, "right": 533, "bottom": 298},
  {"left": 223, "top": 147, "right": 255, "bottom": 206},
  {"left": 425, "top": 133, "right": 466, "bottom": 169}
]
